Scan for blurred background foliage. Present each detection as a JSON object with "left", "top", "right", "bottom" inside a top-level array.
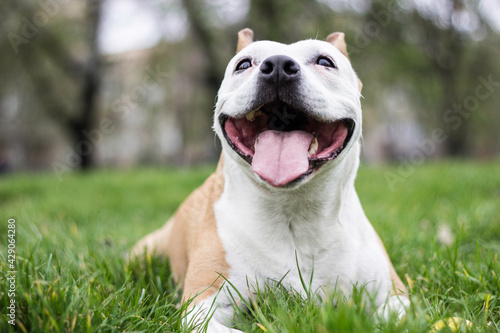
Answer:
[{"left": 1, "top": 0, "right": 499, "bottom": 175}]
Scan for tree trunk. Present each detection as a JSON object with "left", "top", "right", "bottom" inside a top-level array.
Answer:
[{"left": 75, "top": 0, "right": 103, "bottom": 170}]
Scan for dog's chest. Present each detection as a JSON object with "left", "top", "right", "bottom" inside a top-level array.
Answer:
[{"left": 213, "top": 188, "right": 357, "bottom": 294}]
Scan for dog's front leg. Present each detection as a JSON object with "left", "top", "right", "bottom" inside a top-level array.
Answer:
[
  {"left": 375, "top": 294, "right": 410, "bottom": 321},
  {"left": 130, "top": 218, "right": 175, "bottom": 259},
  {"left": 373, "top": 234, "right": 410, "bottom": 321},
  {"left": 185, "top": 298, "right": 243, "bottom": 333}
]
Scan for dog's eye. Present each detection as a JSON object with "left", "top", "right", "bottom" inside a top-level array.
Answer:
[
  {"left": 236, "top": 59, "right": 252, "bottom": 71},
  {"left": 316, "top": 56, "right": 336, "bottom": 68}
]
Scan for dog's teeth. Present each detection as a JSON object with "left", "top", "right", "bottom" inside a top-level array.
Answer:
[
  {"left": 246, "top": 109, "right": 264, "bottom": 122},
  {"left": 246, "top": 110, "right": 257, "bottom": 121},
  {"left": 308, "top": 137, "right": 318, "bottom": 156}
]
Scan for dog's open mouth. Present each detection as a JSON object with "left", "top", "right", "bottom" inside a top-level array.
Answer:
[{"left": 220, "top": 101, "right": 354, "bottom": 187}]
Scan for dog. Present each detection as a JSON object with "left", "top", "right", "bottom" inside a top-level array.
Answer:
[{"left": 131, "top": 28, "right": 409, "bottom": 332}]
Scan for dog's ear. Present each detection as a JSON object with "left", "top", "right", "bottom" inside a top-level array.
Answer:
[
  {"left": 327, "top": 32, "right": 362, "bottom": 92},
  {"left": 326, "top": 32, "right": 348, "bottom": 58},
  {"left": 237, "top": 28, "right": 254, "bottom": 53}
]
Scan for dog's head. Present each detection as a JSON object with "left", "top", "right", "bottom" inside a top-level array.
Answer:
[{"left": 214, "top": 28, "right": 362, "bottom": 188}]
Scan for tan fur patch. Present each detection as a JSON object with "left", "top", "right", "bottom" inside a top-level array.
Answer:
[
  {"left": 174, "top": 155, "right": 228, "bottom": 302},
  {"left": 326, "top": 32, "right": 348, "bottom": 58},
  {"left": 237, "top": 28, "right": 254, "bottom": 53},
  {"left": 375, "top": 233, "right": 408, "bottom": 296}
]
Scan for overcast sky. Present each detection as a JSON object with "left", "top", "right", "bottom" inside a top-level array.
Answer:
[
  {"left": 98, "top": 0, "right": 500, "bottom": 54},
  {"left": 98, "top": 0, "right": 188, "bottom": 54}
]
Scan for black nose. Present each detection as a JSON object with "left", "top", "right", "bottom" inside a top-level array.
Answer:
[{"left": 259, "top": 55, "right": 300, "bottom": 85}]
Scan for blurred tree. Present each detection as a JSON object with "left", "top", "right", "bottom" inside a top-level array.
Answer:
[
  {"left": 360, "top": 0, "right": 500, "bottom": 157},
  {"left": 3, "top": 0, "right": 103, "bottom": 170},
  {"left": 182, "top": 0, "right": 225, "bottom": 98},
  {"left": 247, "top": 0, "right": 317, "bottom": 42}
]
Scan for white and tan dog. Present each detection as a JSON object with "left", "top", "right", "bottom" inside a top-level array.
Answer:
[{"left": 131, "top": 28, "right": 409, "bottom": 332}]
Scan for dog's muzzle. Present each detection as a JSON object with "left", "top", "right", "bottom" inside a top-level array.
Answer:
[{"left": 220, "top": 55, "right": 355, "bottom": 187}]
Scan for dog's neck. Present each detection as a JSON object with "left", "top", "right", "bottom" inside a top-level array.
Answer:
[{"left": 220, "top": 142, "right": 361, "bottom": 229}]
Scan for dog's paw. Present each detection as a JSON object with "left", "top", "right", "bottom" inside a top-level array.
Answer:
[
  {"left": 185, "top": 300, "right": 243, "bottom": 333},
  {"left": 375, "top": 295, "right": 410, "bottom": 322},
  {"left": 192, "top": 321, "right": 244, "bottom": 333}
]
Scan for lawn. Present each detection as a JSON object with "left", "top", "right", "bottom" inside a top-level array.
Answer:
[{"left": 0, "top": 161, "right": 499, "bottom": 332}]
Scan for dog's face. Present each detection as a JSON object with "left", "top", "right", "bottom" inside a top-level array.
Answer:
[{"left": 214, "top": 29, "right": 362, "bottom": 188}]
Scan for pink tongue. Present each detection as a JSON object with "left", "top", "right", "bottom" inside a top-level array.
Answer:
[{"left": 252, "top": 130, "right": 314, "bottom": 187}]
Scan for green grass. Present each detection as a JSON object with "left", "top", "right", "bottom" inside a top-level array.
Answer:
[{"left": 0, "top": 161, "right": 499, "bottom": 332}]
